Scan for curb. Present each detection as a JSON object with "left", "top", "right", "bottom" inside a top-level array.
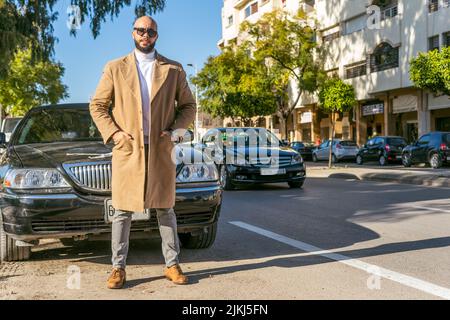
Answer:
[{"left": 307, "top": 168, "right": 450, "bottom": 188}]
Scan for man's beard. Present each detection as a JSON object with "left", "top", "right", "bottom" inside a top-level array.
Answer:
[{"left": 134, "top": 39, "right": 155, "bottom": 54}]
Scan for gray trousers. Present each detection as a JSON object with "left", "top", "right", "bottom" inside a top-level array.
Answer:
[
  {"left": 111, "top": 143, "right": 180, "bottom": 269},
  {"left": 111, "top": 208, "right": 180, "bottom": 269}
]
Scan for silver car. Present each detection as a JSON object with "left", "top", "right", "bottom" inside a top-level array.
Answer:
[{"left": 312, "top": 140, "right": 359, "bottom": 163}]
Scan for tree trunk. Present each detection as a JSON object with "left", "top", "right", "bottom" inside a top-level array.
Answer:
[{"left": 328, "top": 112, "right": 336, "bottom": 169}]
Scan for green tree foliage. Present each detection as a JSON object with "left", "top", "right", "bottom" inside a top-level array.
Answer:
[
  {"left": 241, "top": 9, "right": 325, "bottom": 138},
  {"left": 0, "top": 0, "right": 166, "bottom": 77},
  {"left": 0, "top": 48, "right": 68, "bottom": 116},
  {"left": 192, "top": 47, "right": 277, "bottom": 126},
  {"left": 318, "top": 77, "right": 356, "bottom": 168},
  {"left": 410, "top": 47, "right": 450, "bottom": 96}
]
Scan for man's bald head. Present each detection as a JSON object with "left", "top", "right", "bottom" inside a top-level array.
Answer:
[
  {"left": 133, "top": 16, "right": 158, "bottom": 31},
  {"left": 132, "top": 16, "right": 158, "bottom": 54}
]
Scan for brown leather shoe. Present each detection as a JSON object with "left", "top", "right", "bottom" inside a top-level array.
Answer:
[
  {"left": 107, "top": 267, "right": 126, "bottom": 289},
  {"left": 164, "top": 264, "right": 188, "bottom": 285}
]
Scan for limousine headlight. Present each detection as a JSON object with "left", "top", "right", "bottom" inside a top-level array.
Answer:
[
  {"left": 3, "top": 169, "right": 70, "bottom": 189},
  {"left": 176, "top": 163, "right": 219, "bottom": 183}
]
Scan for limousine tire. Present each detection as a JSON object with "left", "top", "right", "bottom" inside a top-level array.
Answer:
[
  {"left": 179, "top": 222, "right": 217, "bottom": 249},
  {"left": 0, "top": 213, "right": 31, "bottom": 262},
  {"left": 288, "top": 181, "right": 304, "bottom": 188}
]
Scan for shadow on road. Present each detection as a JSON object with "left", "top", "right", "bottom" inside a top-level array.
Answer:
[{"left": 22, "top": 177, "right": 450, "bottom": 288}]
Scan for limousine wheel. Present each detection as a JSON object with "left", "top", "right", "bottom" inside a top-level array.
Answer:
[
  {"left": 0, "top": 213, "right": 31, "bottom": 262},
  {"left": 178, "top": 222, "right": 217, "bottom": 249},
  {"left": 288, "top": 181, "right": 304, "bottom": 188}
]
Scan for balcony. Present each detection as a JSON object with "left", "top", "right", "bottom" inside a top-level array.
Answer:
[{"left": 234, "top": 0, "right": 252, "bottom": 9}]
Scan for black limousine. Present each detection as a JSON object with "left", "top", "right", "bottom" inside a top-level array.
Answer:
[{"left": 0, "top": 104, "right": 222, "bottom": 261}]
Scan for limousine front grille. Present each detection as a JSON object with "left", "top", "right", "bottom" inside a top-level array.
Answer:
[
  {"left": 31, "top": 212, "right": 215, "bottom": 232},
  {"left": 63, "top": 162, "right": 111, "bottom": 192}
]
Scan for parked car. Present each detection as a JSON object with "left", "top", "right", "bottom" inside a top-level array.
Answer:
[
  {"left": 290, "top": 141, "right": 315, "bottom": 161},
  {"left": 312, "top": 139, "right": 359, "bottom": 163},
  {"left": 402, "top": 131, "right": 450, "bottom": 169},
  {"left": 0, "top": 103, "right": 222, "bottom": 262},
  {"left": 356, "top": 136, "right": 407, "bottom": 166},
  {"left": 0, "top": 117, "right": 22, "bottom": 142},
  {"left": 201, "top": 127, "right": 306, "bottom": 190}
]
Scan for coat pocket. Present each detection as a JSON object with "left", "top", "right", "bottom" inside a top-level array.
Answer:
[{"left": 113, "top": 138, "right": 134, "bottom": 153}]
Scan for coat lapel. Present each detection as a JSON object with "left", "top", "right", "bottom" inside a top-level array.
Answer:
[
  {"left": 151, "top": 52, "right": 170, "bottom": 104},
  {"left": 120, "top": 52, "right": 142, "bottom": 104}
]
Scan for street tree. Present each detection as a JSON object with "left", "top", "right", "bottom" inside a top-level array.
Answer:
[
  {"left": 241, "top": 9, "right": 325, "bottom": 139},
  {"left": 318, "top": 77, "right": 356, "bottom": 168},
  {"left": 0, "top": 0, "right": 166, "bottom": 77},
  {"left": 410, "top": 46, "right": 450, "bottom": 96},
  {"left": 192, "top": 47, "right": 277, "bottom": 126},
  {"left": 0, "top": 48, "right": 68, "bottom": 116}
]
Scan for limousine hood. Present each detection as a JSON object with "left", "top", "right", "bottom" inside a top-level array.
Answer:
[{"left": 13, "top": 142, "right": 113, "bottom": 168}]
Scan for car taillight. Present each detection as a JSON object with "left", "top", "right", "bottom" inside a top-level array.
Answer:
[
  {"left": 440, "top": 143, "right": 447, "bottom": 151},
  {"left": 336, "top": 144, "right": 342, "bottom": 149},
  {"left": 385, "top": 145, "right": 390, "bottom": 152}
]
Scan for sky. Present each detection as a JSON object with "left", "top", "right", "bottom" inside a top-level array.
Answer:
[{"left": 52, "top": 0, "right": 223, "bottom": 103}]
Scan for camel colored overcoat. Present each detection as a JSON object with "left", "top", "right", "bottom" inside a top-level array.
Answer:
[{"left": 89, "top": 51, "right": 196, "bottom": 212}]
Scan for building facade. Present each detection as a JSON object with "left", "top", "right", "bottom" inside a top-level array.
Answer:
[{"left": 219, "top": 0, "right": 450, "bottom": 144}]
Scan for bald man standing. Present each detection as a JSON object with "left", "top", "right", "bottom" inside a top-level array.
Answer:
[{"left": 90, "top": 16, "right": 196, "bottom": 289}]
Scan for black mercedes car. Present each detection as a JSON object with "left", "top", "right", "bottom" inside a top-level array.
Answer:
[
  {"left": 0, "top": 104, "right": 222, "bottom": 262},
  {"left": 289, "top": 141, "right": 315, "bottom": 161},
  {"left": 200, "top": 127, "right": 306, "bottom": 190}
]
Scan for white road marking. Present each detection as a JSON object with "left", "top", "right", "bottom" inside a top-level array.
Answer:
[
  {"left": 411, "top": 206, "right": 450, "bottom": 214},
  {"left": 229, "top": 221, "right": 450, "bottom": 300}
]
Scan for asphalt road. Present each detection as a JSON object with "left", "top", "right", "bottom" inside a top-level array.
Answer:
[{"left": 1, "top": 177, "right": 450, "bottom": 300}]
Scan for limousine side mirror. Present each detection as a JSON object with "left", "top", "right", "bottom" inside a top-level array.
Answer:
[{"left": 0, "top": 132, "right": 6, "bottom": 148}]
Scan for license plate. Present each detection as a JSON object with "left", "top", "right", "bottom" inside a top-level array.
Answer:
[
  {"left": 396, "top": 155, "right": 402, "bottom": 159},
  {"left": 447, "top": 157, "right": 450, "bottom": 161},
  {"left": 104, "top": 199, "right": 150, "bottom": 223},
  {"left": 260, "top": 168, "right": 286, "bottom": 176}
]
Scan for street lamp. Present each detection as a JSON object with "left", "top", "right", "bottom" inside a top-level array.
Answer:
[{"left": 187, "top": 63, "right": 199, "bottom": 143}]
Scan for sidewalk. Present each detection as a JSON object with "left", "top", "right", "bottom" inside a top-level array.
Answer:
[{"left": 306, "top": 163, "right": 450, "bottom": 188}]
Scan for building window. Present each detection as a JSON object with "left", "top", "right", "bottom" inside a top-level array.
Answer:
[
  {"left": 322, "top": 25, "right": 341, "bottom": 42},
  {"left": 326, "top": 68, "right": 339, "bottom": 78},
  {"left": 227, "top": 15, "right": 234, "bottom": 27},
  {"left": 429, "top": 0, "right": 439, "bottom": 13},
  {"left": 443, "top": 31, "right": 450, "bottom": 47},
  {"left": 322, "top": 31, "right": 340, "bottom": 42},
  {"left": 281, "top": 0, "right": 287, "bottom": 7},
  {"left": 345, "top": 61, "right": 367, "bottom": 79},
  {"left": 370, "top": 43, "right": 399, "bottom": 73},
  {"left": 261, "top": 0, "right": 269, "bottom": 6},
  {"left": 429, "top": 35, "right": 440, "bottom": 51},
  {"left": 245, "top": 6, "right": 251, "bottom": 18},
  {"left": 244, "top": 2, "right": 258, "bottom": 18}
]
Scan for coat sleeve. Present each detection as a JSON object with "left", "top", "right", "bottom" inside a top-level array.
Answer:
[
  {"left": 169, "top": 67, "right": 196, "bottom": 131},
  {"left": 89, "top": 62, "right": 120, "bottom": 144}
]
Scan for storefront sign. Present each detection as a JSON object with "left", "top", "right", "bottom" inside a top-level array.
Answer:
[
  {"left": 393, "top": 95, "right": 418, "bottom": 114},
  {"left": 300, "top": 111, "right": 312, "bottom": 124},
  {"left": 362, "top": 103, "right": 384, "bottom": 116}
]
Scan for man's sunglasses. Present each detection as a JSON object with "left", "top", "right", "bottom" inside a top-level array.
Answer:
[{"left": 134, "top": 27, "right": 157, "bottom": 38}]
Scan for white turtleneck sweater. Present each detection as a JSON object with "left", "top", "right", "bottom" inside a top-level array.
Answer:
[{"left": 134, "top": 49, "right": 156, "bottom": 145}]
